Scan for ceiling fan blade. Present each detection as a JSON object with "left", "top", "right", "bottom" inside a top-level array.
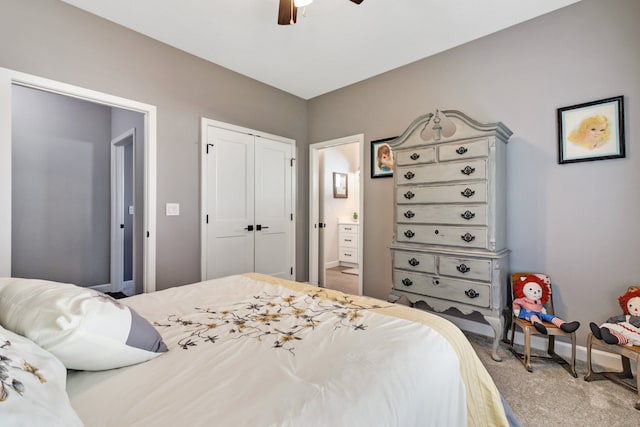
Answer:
[
  {"left": 278, "top": 0, "right": 297, "bottom": 25},
  {"left": 350, "top": 0, "right": 364, "bottom": 4}
]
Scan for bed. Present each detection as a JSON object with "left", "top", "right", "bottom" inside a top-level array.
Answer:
[{"left": 0, "top": 273, "right": 512, "bottom": 426}]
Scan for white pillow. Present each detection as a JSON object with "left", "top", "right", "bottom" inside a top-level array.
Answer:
[
  {"left": 0, "top": 324, "right": 84, "bottom": 426},
  {"left": 0, "top": 278, "right": 167, "bottom": 371}
]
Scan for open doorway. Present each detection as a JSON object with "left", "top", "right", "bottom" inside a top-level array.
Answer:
[
  {"left": 0, "top": 67, "right": 157, "bottom": 293},
  {"left": 309, "top": 134, "right": 363, "bottom": 295},
  {"left": 111, "top": 129, "right": 136, "bottom": 295}
]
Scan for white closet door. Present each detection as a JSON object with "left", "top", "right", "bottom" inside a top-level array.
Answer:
[
  {"left": 205, "top": 127, "right": 255, "bottom": 279},
  {"left": 254, "top": 137, "right": 293, "bottom": 279}
]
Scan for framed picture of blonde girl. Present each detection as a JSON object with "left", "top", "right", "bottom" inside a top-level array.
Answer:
[{"left": 557, "top": 95, "right": 625, "bottom": 164}]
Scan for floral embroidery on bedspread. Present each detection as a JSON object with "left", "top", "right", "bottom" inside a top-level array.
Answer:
[
  {"left": 0, "top": 340, "right": 46, "bottom": 402},
  {"left": 153, "top": 289, "right": 391, "bottom": 355}
]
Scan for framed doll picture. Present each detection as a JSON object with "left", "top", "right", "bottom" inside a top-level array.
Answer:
[
  {"left": 557, "top": 96, "right": 625, "bottom": 164},
  {"left": 371, "top": 137, "right": 397, "bottom": 178}
]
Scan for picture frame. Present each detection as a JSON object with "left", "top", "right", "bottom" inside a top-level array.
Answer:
[
  {"left": 371, "top": 137, "right": 397, "bottom": 178},
  {"left": 557, "top": 95, "right": 625, "bottom": 164},
  {"left": 332, "top": 172, "right": 348, "bottom": 198}
]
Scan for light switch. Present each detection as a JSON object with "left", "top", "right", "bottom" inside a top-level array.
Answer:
[
  {"left": 128, "top": 205, "right": 135, "bottom": 215},
  {"left": 166, "top": 203, "right": 180, "bottom": 216}
]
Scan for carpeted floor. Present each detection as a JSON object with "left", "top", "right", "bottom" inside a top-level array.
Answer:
[{"left": 465, "top": 331, "right": 638, "bottom": 427}]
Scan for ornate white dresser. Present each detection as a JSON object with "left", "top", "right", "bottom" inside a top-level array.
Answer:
[{"left": 388, "top": 110, "right": 512, "bottom": 361}]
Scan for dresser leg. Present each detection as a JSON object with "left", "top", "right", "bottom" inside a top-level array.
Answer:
[{"left": 484, "top": 315, "right": 503, "bottom": 361}]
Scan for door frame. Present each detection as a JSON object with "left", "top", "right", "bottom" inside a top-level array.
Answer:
[
  {"left": 199, "top": 117, "right": 297, "bottom": 280},
  {"left": 0, "top": 67, "right": 157, "bottom": 293},
  {"left": 110, "top": 129, "right": 135, "bottom": 293},
  {"left": 309, "top": 134, "right": 364, "bottom": 295}
]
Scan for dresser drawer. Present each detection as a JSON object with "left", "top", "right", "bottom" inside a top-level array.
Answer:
[
  {"left": 397, "top": 159, "right": 486, "bottom": 185},
  {"left": 397, "top": 182, "right": 487, "bottom": 204},
  {"left": 397, "top": 224, "right": 488, "bottom": 249},
  {"left": 438, "top": 138, "right": 489, "bottom": 161},
  {"left": 438, "top": 256, "right": 492, "bottom": 281},
  {"left": 392, "top": 250, "right": 436, "bottom": 273},
  {"left": 339, "top": 232, "right": 358, "bottom": 248},
  {"left": 339, "top": 224, "right": 358, "bottom": 234},
  {"left": 393, "top": 270, "right": 491, "bottom": 308},
  {"left": 339, "top": 247, "right": 358, "bottom": 262},
  {"left": 396, "top": 147, "right": 436, "bottom": 166},
  {"left": 397, "top": 204, "right": 487, "bottom": 226}
]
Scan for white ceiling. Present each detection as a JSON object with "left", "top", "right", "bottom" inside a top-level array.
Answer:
[{"left": 60, "top": 0, "right": 581, "bottom": 100}]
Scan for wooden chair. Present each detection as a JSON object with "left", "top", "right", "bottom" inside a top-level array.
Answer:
[
  {"left": 585, "top": 331, "right": 640, "bottom": 410},
  {"left": 507, "top": 272, "right": 577, "bottom": 377}
]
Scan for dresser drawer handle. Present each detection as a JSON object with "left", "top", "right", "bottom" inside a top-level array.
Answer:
[
  {"left": 461, "top": 166, "right": 475, "bottom": 176},
  {"left": 404, "top": 210, "right": 415, "bottom": 219},
  {"left": 344, "top": 239, "right": 352, "bottom": 242},
  {"left": 402, "top": 278, "right": 413, "bottom": 287},
  {"left": 404, "top": 171, "right": 415, "bottom": 180},
  {"left": 461, "top": 188, "right": 475, "bottom": 198},
  {"left": 432, "top": 279, "right": 440, "bottom": 286},
  {"left": 404, "top": 191, "right": 415, "bottom": 200},
  {"left": 410, "top": 152, "right": 420, "bottom": 161},
  {"left": 456, "top": 146, "right": 468, "bottom": 155},
  {"left": 461, "top": 210, "right": 476, "bottom": 220},
  {"left": 456, "top": 263, "right": 471, "bottom": 273},
  {"left": 404, "top": 230, "right": 415, "bottom": 238},
  {"left": 408, "top": 258, "right": 420, "bottom": 267},
  {"left": 460, "top": 233, "right": 476, "bottom": 243},
  {"left": 465, "top": 289, "right": 479, "bottom": 299}
]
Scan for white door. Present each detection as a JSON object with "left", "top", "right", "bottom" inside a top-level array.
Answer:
[
  {"left": 254, "top": 137, "right": 293, "bottom": 279},
  {"left": 110, "top": 129, "right": 135, "bottom": 293},
  {"left": 202, "top": 120, "right": 295, "bottom": 281},
  {"left": 204, "top": 127, "right": 255, "bottom": 279}
]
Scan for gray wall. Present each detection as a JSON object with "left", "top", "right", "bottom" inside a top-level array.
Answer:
[
  {"left": 308, "top": 0, "right": 640, "bottom": 344},
  {"left": 11, "top": 85, "right": 111, "bottom": 286},
  {"left": 0, "top": 0, "right": 308, "bottom": 290},
  {"left": 3, "top": 0, "right": 639, "bottom": 346}
]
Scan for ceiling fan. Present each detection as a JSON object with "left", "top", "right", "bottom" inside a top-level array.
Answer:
[{"left": 278, "top": 0, "right": 364, "bottom": 25}]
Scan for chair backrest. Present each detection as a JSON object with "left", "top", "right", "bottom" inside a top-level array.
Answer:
[{"left": 510, "top": 272, "right": 556, "bottom": 316}]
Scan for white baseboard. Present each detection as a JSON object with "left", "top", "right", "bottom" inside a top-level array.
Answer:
[
  {"left": 440, "top": 313, "right": 629, "bottom": 373},
  {"left": 325, "top": 260, "right": 339, "bottom": 269},
  {"left": 89, "top": 281, "right": 134, "bottom": 296},
  {"left": 89, "top": 283, "right": 111, "bottom": 293}
]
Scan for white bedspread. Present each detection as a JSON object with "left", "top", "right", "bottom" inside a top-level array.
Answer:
[{"left": 67, "top": 274, "right": 505, "bottom": 426}]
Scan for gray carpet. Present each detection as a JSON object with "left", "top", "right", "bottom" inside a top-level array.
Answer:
[{"left": 465, "top": 332, "right": 638, "bottom": 426}]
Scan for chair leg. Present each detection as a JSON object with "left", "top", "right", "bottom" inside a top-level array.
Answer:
[
  {"left": 585, "top": 333, "right": 601, "bottom": 381},
  {"left": 546, "top": 335, "right": 577, "bottom": 378},
  {"left": 523, "top": 327, "right": 532, "bottom": 372},
  {"left": 569, "top": 332, "right": 577, "bottom": 378}
]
